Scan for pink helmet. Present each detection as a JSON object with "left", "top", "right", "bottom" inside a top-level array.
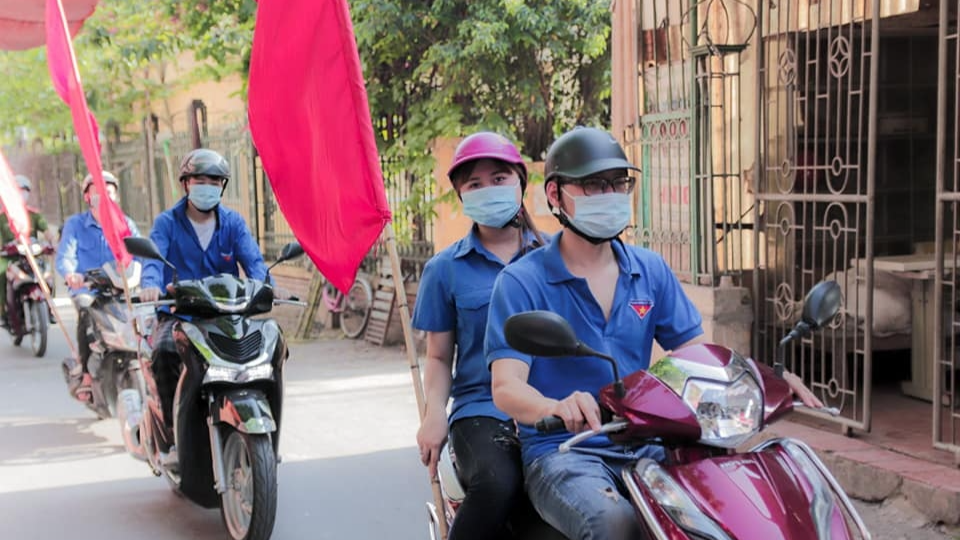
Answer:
[{"left": 447, "top": 132, "right": 527, "bottom": 189}]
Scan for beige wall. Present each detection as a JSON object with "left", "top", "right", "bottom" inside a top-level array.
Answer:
[
  {"left": 430, "top": 137, "right": 563, "bottom": 253},
  {"left": 137, "top": 53, "right": 247, "bottom": 136}
]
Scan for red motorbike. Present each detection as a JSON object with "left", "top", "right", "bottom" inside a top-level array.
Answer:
[
  {"left": 490, "top": 280, "right": 871, "bottom": 540},
  {"left": 2, "top": 241, "right": 54, "bottom": 357}
]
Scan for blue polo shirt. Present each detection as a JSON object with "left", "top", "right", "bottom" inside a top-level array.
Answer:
[
  {"left": 56, "top": 210, "right": 142, "bottom": 293},
  {"left": 142, "top": 198, "right": 269, "bottom": 290},
  {"left": 412, "top": 226, "right": 544, "bottom": 425},
  {"left": 485, "top": 232, "right": 703, "bottom": 465}
]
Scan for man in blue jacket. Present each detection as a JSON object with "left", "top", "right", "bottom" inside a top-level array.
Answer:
[
  {"left": 57, "top": 171, "right": 141, "bottom": 400},
  {"left": 139, "top": 148, "right": 271, "bottom": 433}
]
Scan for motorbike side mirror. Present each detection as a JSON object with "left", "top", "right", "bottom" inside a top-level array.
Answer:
[
  {"left": 800, "top": 280, "right": 842, "bottom": 331},
  {"left": 504, "top": 311, "right": 580, "bottom": 357},
  {"left": 269, "top": 242, "right": 305, "bottom": 270},
  {"left": 775, "top": 279, "right": 842, "bottom": 377},
  {"left": 123, "top": 237, "right": 178, "bottom": 284},
  {"left": 504, "top": 311, "right": 625, "bottom": 397}
]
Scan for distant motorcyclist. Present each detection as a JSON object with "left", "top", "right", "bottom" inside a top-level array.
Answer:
[
  {"left": 57, "top": 171, "right": 141, "bottom": 400},
  {"left": 1, "top": 174, "right": 54, "bottom": 328},
  {"left": 139, "top": 148, "right": 282, "bottom": 436}
]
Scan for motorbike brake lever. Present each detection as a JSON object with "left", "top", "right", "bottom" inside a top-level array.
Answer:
[
  {"left": 558, "top": 420, "right": 629, "bottom": 454},
  {"left": 792, "top": 400, "right": 841, "bottom": 417}
]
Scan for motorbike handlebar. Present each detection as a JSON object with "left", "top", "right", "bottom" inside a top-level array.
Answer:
[
  {"left": 132, "top": 300, "right": 176, "bottom": 308},
  {"left": 558, "top": 421, "right": 630, "bottom": 454},
  {"left": 535, "top": 415, "right": 566, "bottom": 434},
  {"left": 792, "top": 401, "right": 841, "bottom": 417},
  {"left": 274, "top": 299, "right": 307, "bottom": 307}
]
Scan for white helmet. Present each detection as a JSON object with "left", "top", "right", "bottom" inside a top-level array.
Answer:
[{"left": 81, "top": 171, "right": 119, "bottom": 194}]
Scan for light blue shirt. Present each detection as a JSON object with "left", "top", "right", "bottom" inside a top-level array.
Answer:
[{"left": 56, "top": 210, "right": 141, "bottom": 294}]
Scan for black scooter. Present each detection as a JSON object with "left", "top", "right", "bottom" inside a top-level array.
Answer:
[
  {"left": 124, "top": 237, "right": 305, "bottom": 540},
  {"left": 70, "top": 261, "right": 154, "bottom": 457}
]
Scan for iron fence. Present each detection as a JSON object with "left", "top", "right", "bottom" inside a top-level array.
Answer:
[{"left": 4, "top": 121, "right": 434, "bottom": 280}]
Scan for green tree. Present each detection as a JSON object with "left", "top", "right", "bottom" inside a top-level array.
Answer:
[
  {"left": 352, "top": 0, "right": 612, "bottom": 229},
  {"left": 0, "top": 0, "right": 183, "bottom": 146},
  {"left": 162, "top": 0, "right": 612, "bottom": 234}
]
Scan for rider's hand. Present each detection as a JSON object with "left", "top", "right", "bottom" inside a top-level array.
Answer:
[
  {"left": 548, "top": 391, "right": 602, "bottom": 434},
  {"left": 139, "top": 287, "right": 162, "bottom": 303},
  {"left": 65, "top": 273, "right": 84, "bottom": 290},
  {"left": 417, "top": 409, "right": 448, "bottom": 479},
  {"left": 784, "top": 371, "right": 824, "bottom": 408}
]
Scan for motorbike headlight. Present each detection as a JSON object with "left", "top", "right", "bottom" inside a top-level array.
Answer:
[
  {"left": 683, "top": 373, "right": 762, "bottom": 448},
  {"left": 637, "top": 460, "right": 733, "bottom": 540},
  {"left": 204, "top": 362, "right": 273, "bottom": 384}
]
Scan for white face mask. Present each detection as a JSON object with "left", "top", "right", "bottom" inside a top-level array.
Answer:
[
  {"left": 460, "top": 184, "right": 521, "bottom": 228},
  {"left": 560, "top": 188, "right": 632, "bottom": 241}
]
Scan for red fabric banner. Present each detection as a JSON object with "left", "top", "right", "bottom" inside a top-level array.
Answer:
[
  {"left": 247, "top": 0, "right": 392, "bottom": 294},
  {"left": 0, "top": 150, "right": 31, "bottom": 240},
  {"left": 45, "top": 0, "right": 131, "bottom": 266}
]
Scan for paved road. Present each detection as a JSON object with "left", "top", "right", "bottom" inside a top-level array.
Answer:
[
  {"left": 0, "top": 303, "right": 430, "bottom": 540},
  {"left": 0, "top": 302, "right": 955, "bottom": 539}
]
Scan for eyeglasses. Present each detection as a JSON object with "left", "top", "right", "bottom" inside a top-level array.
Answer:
[{"left": 567, "top": 176, "right": 636, "bottom": 196}]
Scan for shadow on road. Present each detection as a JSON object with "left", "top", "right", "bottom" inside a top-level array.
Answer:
[
  {"left": 0, "top": 446, "right": 431, "bottom": 540},
  {"left": 0, "top": 417, "right": 123, "bottom": 465}
]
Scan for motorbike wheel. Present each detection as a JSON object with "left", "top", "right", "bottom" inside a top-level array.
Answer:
[
  {"left": 28, "top": 301, "right": 48, "bottom": 357},
  {"left": 220, "top": 430, "right": 277, "bottom": 540}
]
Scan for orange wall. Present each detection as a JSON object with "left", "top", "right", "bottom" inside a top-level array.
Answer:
[{"left": 430, "top": 137, "right": 563, "bottom": 252}]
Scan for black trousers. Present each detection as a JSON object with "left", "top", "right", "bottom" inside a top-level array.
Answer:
[
  {"left": 150, "top": 314, "right": 180, "bottom": 431},
  {"left": 77, "top": 308, "right": 92, "bottom": 370},
  {"left": 448, "top": 417, "right": 566, "bottom": 540}
]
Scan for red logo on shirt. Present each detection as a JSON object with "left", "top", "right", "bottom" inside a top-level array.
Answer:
[
  {"left": 221, "top": 252, "right": 233, "bottom": 262},
  {"left": 630, "top": 300, "right": 653, "bottom": 320}
]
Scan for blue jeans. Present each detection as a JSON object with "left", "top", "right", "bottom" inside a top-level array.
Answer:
[{"left": 524, "top": 447, "right": 663, "bottom": 540}]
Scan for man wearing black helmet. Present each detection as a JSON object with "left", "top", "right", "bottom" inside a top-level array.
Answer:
[
  {"left": 57, "top": 170, "right": 141, "bottom": 400},
  {"left": 485, "top": 127, "right": 823, "bottom": 540},
  {"left": 140, "top": 148, "right": 272, "bottom": 433}
]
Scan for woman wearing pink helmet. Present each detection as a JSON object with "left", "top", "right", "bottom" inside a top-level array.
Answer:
[{"left": 413, "top": 132, "right": 554, "bottom": 539}]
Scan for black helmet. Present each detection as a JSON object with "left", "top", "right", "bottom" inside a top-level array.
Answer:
[
  {"left": 544, "top": 127, "right": 639, "bottom": 182},
  {"left": 179, "top": 148, "right": 230, "bottom": 182}
]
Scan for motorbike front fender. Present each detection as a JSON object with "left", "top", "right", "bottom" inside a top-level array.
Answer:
[{"left": 211, "top": 389, "right": 276, "bottom": 434}]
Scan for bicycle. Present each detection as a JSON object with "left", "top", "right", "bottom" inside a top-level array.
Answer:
[{"left": 322, "top": 275, "right": 373, "bottom": 339}]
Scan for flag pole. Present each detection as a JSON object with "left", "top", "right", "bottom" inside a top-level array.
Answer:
[
  {"left": 16, "top": 233, "right": 78, "bottom": 359},
  {"left": 383, "top": 224, "right": 449, "bottom": 540}
]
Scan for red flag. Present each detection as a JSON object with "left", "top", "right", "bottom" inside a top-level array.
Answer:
[
  {"left": 248, "top": 0, "right": 392, "bottom": 294},
  {"left": 45, "top": 0, "right": 131, "bottom": 266},
  {"left": 0, "top": 150, "right": 31, "bottom": 240}
]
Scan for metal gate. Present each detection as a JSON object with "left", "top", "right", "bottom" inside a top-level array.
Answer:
[
  {"left": 630, "top": 0, "right": 697, "bottom": 283},
  {"left": 934, "top": 0, "right": 960, "bottom": 453},
  {"left": 754, "top": 0, "right": 880, "bottom": 431}
]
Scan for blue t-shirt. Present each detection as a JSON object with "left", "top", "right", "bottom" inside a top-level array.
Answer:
[
  {"left": 141, "top": 198, "right": 270, "bottom": 290},
  {"left": 485, "top": 232, "right": 703, "bottom": 465},
  {"left": 412, "top": 227, "right": 544, "bottom": 424}
]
